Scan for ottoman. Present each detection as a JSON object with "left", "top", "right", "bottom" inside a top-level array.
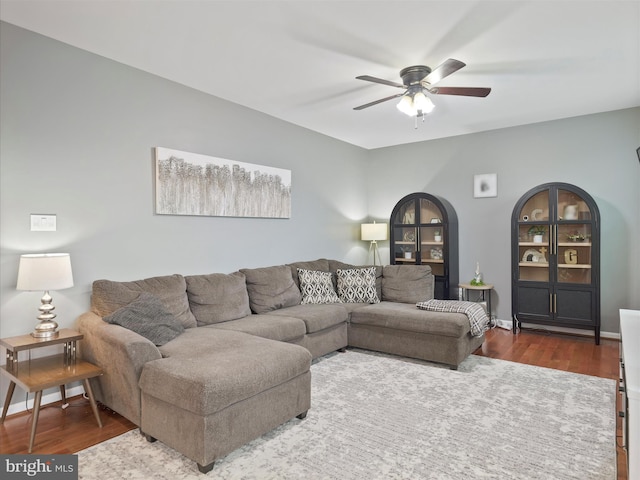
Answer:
[{"left": 138, "top": 330, "right": 312, "bottom": 473}]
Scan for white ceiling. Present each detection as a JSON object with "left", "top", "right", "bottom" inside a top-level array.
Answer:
[{"left": 1, "top": 0, "right": 639, "bottom": 150}]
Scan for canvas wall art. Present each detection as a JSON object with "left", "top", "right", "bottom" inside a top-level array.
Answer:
[{"left": 155, "top": 147, "right": 291, "bottom": 218}]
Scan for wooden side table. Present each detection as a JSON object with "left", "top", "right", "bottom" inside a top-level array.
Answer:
[
  {"left": 459, "top": 283, "right": 494, "bottom": 326},
  {"left": 0, "top": 328, "right": 103, "bottom": 453}
]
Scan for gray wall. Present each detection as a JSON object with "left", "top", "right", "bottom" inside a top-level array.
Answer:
[
  {"left": 1, "top": 22, "right": 639, "bottom": 411},
  {"left": 0, "top": 22, "right": 369, "bottom": 342},
  {"left": 366, "top": 108, "right": 640, "bottom": 334}
]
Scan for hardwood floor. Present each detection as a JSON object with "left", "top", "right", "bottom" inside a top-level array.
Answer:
[{"left": 0, "top": 327, "right": 626, "bottom": 478}]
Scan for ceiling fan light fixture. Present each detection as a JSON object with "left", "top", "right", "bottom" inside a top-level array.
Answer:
[
  {"left": 397, "top": 90, "right": 434, "bottom": 117},
  {"left": 396, "top": 94, "right": 416, "bottom": 116},
  {"left": 413, "top": 91, "right": 434, "bottom": 114}
]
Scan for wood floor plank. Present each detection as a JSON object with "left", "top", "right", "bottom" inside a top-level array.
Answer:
[{"left": 0, "top": 327, "right": 626, "bottom": 479}]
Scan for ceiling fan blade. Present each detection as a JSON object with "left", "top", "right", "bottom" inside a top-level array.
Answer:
[
  {"left": 423, "top": 58, "right": 466, "bottom": 85},
  {"left": 429, "top": 86, "right": 491, "bottom": 97},
  {"left": 356, "top": 75, "right": 405, "bottom": 89},
  {"left": 353, "top": 93, "right": 405, "bottom": 110}
]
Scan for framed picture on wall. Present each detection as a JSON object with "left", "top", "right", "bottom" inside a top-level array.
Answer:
[
  {"left": 155, "top": 147, "right": 291, "bottom": 218},
  {"left": 473, "top": 173, "right": 498, "bottom": 198}
]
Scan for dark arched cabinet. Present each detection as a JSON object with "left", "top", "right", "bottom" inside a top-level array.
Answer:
[
  {"left": 511, "top": 182, "right": 600, "bottom": 343},
  {"left": 390, "top": 192, "right": 459, "bottom": 299}
]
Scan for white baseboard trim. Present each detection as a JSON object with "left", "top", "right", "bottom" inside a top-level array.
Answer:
[{"left": 4, "top": 384, "right": 85, "bottom": 417}]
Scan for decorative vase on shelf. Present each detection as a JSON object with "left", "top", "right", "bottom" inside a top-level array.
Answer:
[
  {"left": 533, "top": 234, "right": 543, "bottom": 243},
  {"left": 434, "top": 231, "right": 442, "bottom": 242}
]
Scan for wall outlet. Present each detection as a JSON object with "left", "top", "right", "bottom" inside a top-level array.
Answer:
[{"left": 30, "top": 214, "right": 56, "bottom": 231}]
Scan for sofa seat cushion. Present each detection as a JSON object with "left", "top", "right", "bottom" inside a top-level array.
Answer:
[
  {"left": 349, "top": 301, "right": 471, "bottom": 338},
  {"left": 141, "top": 329, "right": 311, "bottom": 416},
  {"left": 265, "top": 304, "right": 348, "bottom": 334},
  {"left": 207, "top": 314, "right": 306, "bottom": 342}
]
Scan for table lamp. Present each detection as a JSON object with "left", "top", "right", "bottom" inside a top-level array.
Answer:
[
  {"left": 16, "top": 253, "right": 74, "bottom": 338},
  {"left": 361, "top": 222, "right": 388, "bottom": 266}
]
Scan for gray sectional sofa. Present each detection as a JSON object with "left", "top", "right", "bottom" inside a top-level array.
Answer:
[{"left": 77, "top": 258, "right": 486, "bottom": 473}]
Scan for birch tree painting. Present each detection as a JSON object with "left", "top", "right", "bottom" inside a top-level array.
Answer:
[{"left": 155, "top": 148, "right": 291, "bottom": 218}]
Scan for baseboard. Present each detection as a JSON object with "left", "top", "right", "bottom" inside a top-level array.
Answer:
[
  {"left": 4, "top": 385, "right": 85, "bottom": 417},
  {"left": 493, "top": 318, "right": 512, "bottom": 330},
  {"left": 516, "top": 322, "right": 620, "bottom": 341}
]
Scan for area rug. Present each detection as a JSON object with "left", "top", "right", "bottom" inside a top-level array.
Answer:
[{"left": 77, "top": 350, "right": 616, "bottom": 479}]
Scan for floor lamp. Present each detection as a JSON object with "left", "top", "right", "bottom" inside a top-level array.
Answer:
[{"left": 361, "top": 222, "right": 388, "bottom": 266}]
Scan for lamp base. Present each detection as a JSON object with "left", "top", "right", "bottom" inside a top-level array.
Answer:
[
  {"left": 32, "top": 319, "right": 59, "bottom": 338},
  {"left": 368, "top": 240, "right": 382, "bottom": 266}
]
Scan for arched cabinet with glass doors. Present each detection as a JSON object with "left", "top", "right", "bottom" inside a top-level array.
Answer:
[
  {"left": 390, "top": 192, "right": 459, "bottom": 299},
  {"left": 511, "top": 182, "right": 600, "bottom": 343}
]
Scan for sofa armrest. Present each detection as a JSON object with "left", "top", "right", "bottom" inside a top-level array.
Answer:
[{"left": 77, "top": 311, "right": 162, "bottom": 426}]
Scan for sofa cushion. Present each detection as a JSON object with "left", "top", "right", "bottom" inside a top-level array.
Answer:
[
  {"left": 103, "top": 292, "right": 184, "bottom": 346},
  {"left": 336, "top": 267, "right": 380, "bottom": 304},
  {"left": 185, "top": 272, "right": 251, "bottom": 326},
  {"left": 288, "top": 259, "right": 330, "bottom": 288},
  {"left": 266, "top": 304, "right": 349, "bottom": 334},
  {"left": 207, "top": 314, "right": 306, "bottom": 342},
  {"left": 142, "top": 329, "right": 312, "bottom": 416},
  {"left": 240, "top": 265, "right": 302, "bottom": 314},
  {"left": 297, "top": 268, "right": 341, "bottom": 304},
  {"left": 92, "top": 274, "right": 196, "bottom": 328},
  {"left": 350, "top": 301, "right": 470, "bottom": 337},
  {"left": 329, "top": 260, "right": 382, "bottom": 299},
  {"left": 382, "top": 265, "right": 434, "bottom": 303}
]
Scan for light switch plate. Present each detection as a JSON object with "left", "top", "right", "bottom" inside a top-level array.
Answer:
[{"left": 30, "top": 214, "right": 57, "bottom": 231}]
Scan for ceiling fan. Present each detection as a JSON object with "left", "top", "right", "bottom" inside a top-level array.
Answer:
[{"left": 354, "top": 59, "right": 491, "bottom": 117}]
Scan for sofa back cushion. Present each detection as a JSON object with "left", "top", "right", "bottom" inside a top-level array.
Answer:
[
  {"left": 287, "top": 258, "right": 330, "bottom": 288},
  {"left": 240, "top": 265, "right": 302, "bottom": 313},
  {"left": 382, "top": 265, "right": 434, "bottom": 303},
  {"left": 92, "top": 274, "right": 196, "bottom": 328},
  {"left": 185, "top": 272, "right": 252, "bottom": 325}
]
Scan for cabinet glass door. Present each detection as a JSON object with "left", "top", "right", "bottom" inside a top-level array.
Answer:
[
  {"left": 418, "top": 198, "right": 444, "bottom": 274},
  {"left": 393, "top": 198, "right": 417, "bottom": 262},
  {"left": 394, "top": 226, "right": 418, "bottom": 262},
  {"left": 555, "top": 188, "right": 592, "bottom": 284},
  {"left": 517, "top": 190, "right": 550, "bottom": 282}
]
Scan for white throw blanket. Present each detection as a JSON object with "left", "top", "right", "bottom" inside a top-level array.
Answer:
[{"left": 416, "top": 299, "right": 490, "bottom": 337}]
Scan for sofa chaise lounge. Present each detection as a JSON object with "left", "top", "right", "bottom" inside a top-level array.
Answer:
[{"left": 78, "top": 258, "right": 486, "bottom": 473}]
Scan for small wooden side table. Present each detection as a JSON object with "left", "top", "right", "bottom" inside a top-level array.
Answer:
[
  {"left": 0, "top": 328, "right": 103, "bottom": 453},
  {"left": 459, "top": 283, "right": 494, "bottom": 327}
]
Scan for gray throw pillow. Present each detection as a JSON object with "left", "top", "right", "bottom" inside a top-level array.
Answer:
[
  {"left": 103, "top": 292, "right": 184, "bottom": 346},
  {"left": 92, "top": 274, "right": 196, "bottom": 328}
]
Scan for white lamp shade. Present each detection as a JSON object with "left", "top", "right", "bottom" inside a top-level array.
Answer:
[
  {"left": 361, "top": 223, "right": 388, "bottom": 241},
  {"left": 16, "top": 253, "right": 74, "bottom": 291}
]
